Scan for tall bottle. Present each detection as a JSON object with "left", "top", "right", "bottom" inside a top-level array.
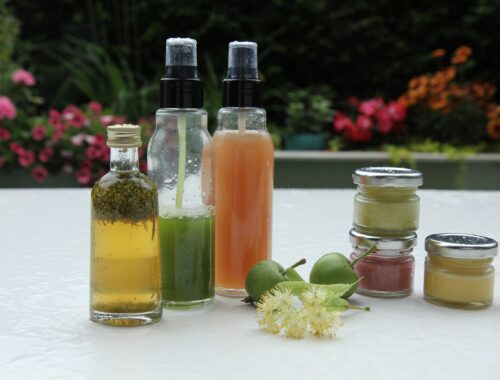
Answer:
[
  {"left": 214, "top": 41, "right": 274, "bottom": 297},
  {"left": 90, "top": 124, "right": 162, "bottom": 326},
  {"left": 148, "top": 38, "right": 215, "bottom": 309}
]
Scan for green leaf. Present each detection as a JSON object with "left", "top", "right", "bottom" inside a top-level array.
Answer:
[{"left": 325, "top": 297, "right": 350, "bottom": 312}]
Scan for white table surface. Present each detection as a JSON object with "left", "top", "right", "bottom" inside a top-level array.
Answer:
[{"left": 1, "top": 189, "right": 499, "bottom": 380}]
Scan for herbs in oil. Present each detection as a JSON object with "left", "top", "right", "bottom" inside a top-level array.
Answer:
[{"left": 90, "top": 124, "right": 162, "bottom": 326}]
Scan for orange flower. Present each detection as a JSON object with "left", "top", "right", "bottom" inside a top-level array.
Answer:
[
  {"left": 449, "top": 84, "right": 467, "bottom": 98},
  {"left": 413, "top": 85, "right": 428, "bottom": 99},
  {"left": 432, "top": 49, "right": 446, "bottom": 58},
  {"left": 486, "top": 104, "right": 500, "bottom": 119},
  {"left": 398, "top": 95, "right": 413, "bottom": 107},
  {"left": 409, "top": 77, "right": 420, "bottom": 90},
  {"left": 440, "top": 66, "right": 456, "bottom": 81},
  {"left": 409, "top": 75, "right": 429, "bottom": 91},
  {"left": 429, "top": 93, "right": 448, "bottom": 110},
  {"left": 470, "top": 83, "right": 486, "bottom": 99},
  {"left": 429, "top": 73, "right": 447, "bottom": 95},
  {"left": 487, "top": 119, "right": 500, "bottom": 140},
  {"left": 452, "top": 46, "right": 472, "bottom": 65},
  {"left": 455, "top": 46, "right": 472, "bottom": 57}
]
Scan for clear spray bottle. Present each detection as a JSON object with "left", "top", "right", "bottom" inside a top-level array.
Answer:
[
  {"left": 214, "top": 41, "right": 274, "bottom": 297},
  {"left": 148, "top": 38, "right": 214, "bottom": 309}
]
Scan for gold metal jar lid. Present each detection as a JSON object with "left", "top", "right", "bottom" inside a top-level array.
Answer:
[
  {"left": 353, "top": 167, "right": 423, "bottom": 187},
  {"left": 107, "top": 124, "right": 142, "bottom": 148},
  {"left": 425, "top": 233, "right": 498, "bottom": 259},
  {"left": 349, "top": 229, "right": 417, "bottom": 251}
]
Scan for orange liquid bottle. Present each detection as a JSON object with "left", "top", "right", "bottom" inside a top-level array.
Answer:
[{"left": 214, "top": 42, "right": 274, "bottom": 296}]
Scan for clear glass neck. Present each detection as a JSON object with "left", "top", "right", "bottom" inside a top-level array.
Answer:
[{"left": 110, "top": 147, "right": 139, "bottom": 172}]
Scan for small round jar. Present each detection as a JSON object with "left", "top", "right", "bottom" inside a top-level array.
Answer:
[
  {"left": 424, "top": 233, "right": 498, "bottom": 310},
  {"left": 349, "top": 229, "right": 416, "bottom": 298},
  {"left": 352, "top": 167, "right": 423, "bottom": 237}
]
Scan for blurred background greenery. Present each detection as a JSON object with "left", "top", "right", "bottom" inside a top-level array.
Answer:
[
  {"left": 1, "top": 0, "right": 500, "bottom": 187},
  {"left": 9, "top": 0, "right": 500, "bottom": 125}
]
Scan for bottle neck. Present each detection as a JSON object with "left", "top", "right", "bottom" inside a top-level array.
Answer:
[{"left": 110, "top": 147, "right": 139, "bottom": 172}]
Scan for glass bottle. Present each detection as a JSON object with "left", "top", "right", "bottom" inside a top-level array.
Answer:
[
  {"left": 349, "top": 229, "right": 416, "bottom": 298},
  {"left": 148, "top": 38, "right": 214, "bottom": 309},
  {"left": 352, "top": 167, "right": 423, "bottom": 237},
  {"left": 90, "top": 124, "right": 162, "bottom": 326},
  {"left": 214, "top": 41, "right": 274, "bottom": 297},
  {"left": 424, "top": 233, "right": 498, "bottom": 309}
]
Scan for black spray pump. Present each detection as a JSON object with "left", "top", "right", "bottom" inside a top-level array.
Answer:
[
  {"left": 223, "top": 41, "right": 262, "bottom": 108},
  {"left": 160, "top": 37, "right": 203, "bottom": 108}
]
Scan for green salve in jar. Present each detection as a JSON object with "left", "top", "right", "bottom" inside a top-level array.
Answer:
[{"left": 352, "top": 167, "right": 423, "bottom": 237}]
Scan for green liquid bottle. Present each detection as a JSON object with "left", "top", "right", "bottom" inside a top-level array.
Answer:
[{"left": 148, "top": 38, "right": 215, "bottom": 309}]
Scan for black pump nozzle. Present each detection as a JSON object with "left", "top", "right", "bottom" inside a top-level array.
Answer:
[
  {"left": 160, "top": 37, "right": 203, "bottom": 108},
  {"left": 223, "top": 41, "right": 261, "bottom": 107},
  {"left": 165, "top": 38, "right": 198, "bottom": 79},
  {"left": 227, "top": 41, "right": 258, "bottom": 80}
]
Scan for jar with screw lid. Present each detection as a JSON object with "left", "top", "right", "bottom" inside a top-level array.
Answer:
[
  {"left": 424, "top": 233, "right": 498, "bottom": 310},
  {"left": 349, "top": 229, "right": 416, "bottom": 298}
]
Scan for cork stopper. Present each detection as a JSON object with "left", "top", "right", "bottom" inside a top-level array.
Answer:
[{"left": 107, "top": 124, "right": 142, "bottom": 148}]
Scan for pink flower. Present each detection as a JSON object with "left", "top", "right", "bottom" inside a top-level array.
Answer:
[
  {"left": 101, "top": 115, "right": 125, "bottom": 127},
  {"left": 76, "top": 167, "right": 92, "bottom": 185},
  {"left": 88, "top": 101, "right": 103, "bottom": 114},
  {"left": 0, "top": 127, "right": 11, "bottom": 141},
  {"left": 31, "top": 165, "right": 48, "bottom": 183},
  {"left": 386, "top": 101, "right": 407, "bottom": 122},
  {"left": 11, "top": 69, "right": 36, "bottom": 86},
  {"left": 18, "top": 150, "right": 35, "bottom": 167},
  {"left": 100, "top": 115, "right": 113, "bottom": 126},
  {"left": 48, "top": 109, "right": 61, "bottom": 126},
  {"left": 81, "top": 160, "right": 92, "bottom": 168},
  {"left": 32, "top": 125, "right": 46, "bottom": 141},
  {"left": 71, "top": 133, "right": 87, "bottom": 146},
  {"left": 38, "top": 147, "right": 54, "bottom": 163},
  {"left": 51, "top": 130, "right": 63, "bottom": 143},
  {"left": 356, "top": 115, "right": 373, "bottom": 130},
  {"left": 62, "top": 105, "right": 86, "bottom": 128},
  {"left": 345, "top": 125, "right": 372, "bottom": 143},
  {"left": 93, "top": 134, "right": 106, "bottom": 147},
  {"left": 0, "top": 96, "right": 16, "bottom": 120},
  {"left": 85, "top": 146, "right": 102, "bottom": 160},
  {"left": 333, "top": 112, "right": 355, "bottom": 132},
  {"left": 9, "top": 142, "right": 23, "bottom": 154},
  {"left": 113, "top": 116, "right": 126, "bottom": 124},
  {"left": 358, "top": 98, "right": 383, "bottom": 116},
  {"left": 55, "top": 122, "right": 67, "bottom": 133},
  {"left": 375, "top": 108, "right": 394, "bottom": 134}
]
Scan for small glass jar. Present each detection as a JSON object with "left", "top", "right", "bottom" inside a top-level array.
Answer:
[
  {"left": 352, "top": 167, "right": 423, "bottom": 237},
  {"left": 349, "top": 229, "right": 416, "bottom": 298},
  {"left": 424, "top": 233, "right": 498, "bottom": 310}
]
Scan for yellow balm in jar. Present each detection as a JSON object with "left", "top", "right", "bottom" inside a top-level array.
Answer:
[
  {"left": 353, "top": 167, "right": 423, "bottom": 237},
  {"left": 424, "top": 233, "right": 498, "bottom": 310}
]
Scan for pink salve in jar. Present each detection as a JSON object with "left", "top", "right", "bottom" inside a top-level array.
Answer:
[{"left": 349, "top": 229, "right": 416, "bottom": 298}]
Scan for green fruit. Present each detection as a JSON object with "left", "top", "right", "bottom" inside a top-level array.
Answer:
[
  {"left": 309, "top": 253, "right": 358, "bottom": 299},
  {"left": 245, "top": 258, "right": 306, "bottom": 303}
]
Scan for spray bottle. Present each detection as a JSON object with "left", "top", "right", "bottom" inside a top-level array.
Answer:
[{"left": 214, "top": 41, "right": 274, "bottom": 297}]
